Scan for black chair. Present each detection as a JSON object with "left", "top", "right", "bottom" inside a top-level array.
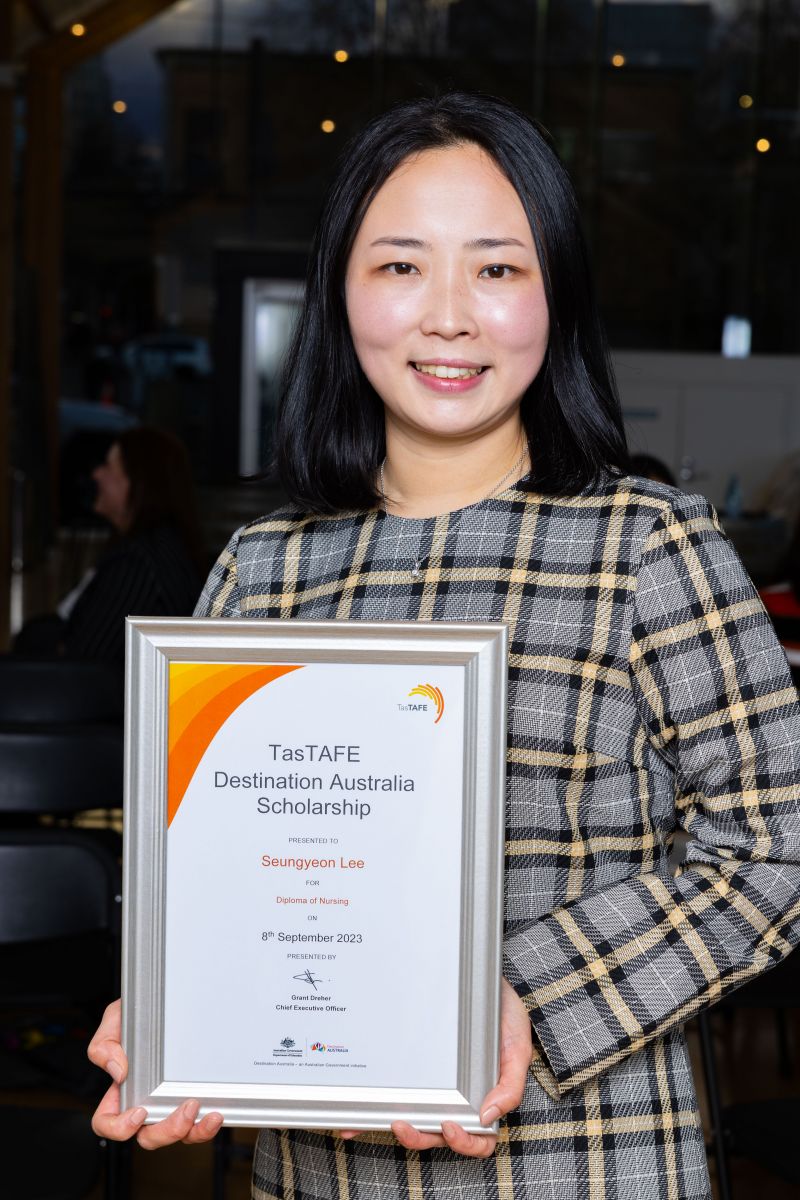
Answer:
[
  {"left": 0, "top": 724, "right": 123, "bottom": 820},
  {"left": 0, "top": 1105, "right": 107, "bottom": 1200},
  {"left": 0, "top": 660, "right": 123, "bottom": 725},
  {"left": 697, "top": 950, "right": 800, "bottom": 1200},
  {"left": 0, "top": 829, "right": 126, "bottom": 1198}
]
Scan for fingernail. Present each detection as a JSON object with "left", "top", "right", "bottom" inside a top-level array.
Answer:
[
  {"left": 206, "top": 1113, "right": 224, "bottom": 1131},
  {"left": 481, "top": 1105, "right": 500, "bottom": 1125},
  {"left": 127, "top": 1107, "right": 147, "bottom": 1126},
  {"left": 107, "top": 1059, "right": 124, "bottom": 1083},
  {"left": 442, "top": 1121, "right": 459, "bottom": 1138},
  {"left": 183, "top": 1099, "right": 200, "bottom": 1120}
]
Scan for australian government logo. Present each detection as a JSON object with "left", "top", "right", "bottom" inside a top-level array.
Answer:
[
  {"left": 398, "top": 683, "right": 444, "bottom": 724},
  {"left": 260, "top": 1037, "right": 349, "bottom": 1062},
  {"left": 272, "top": 1037, "right": 302, "bottom": 1058}
]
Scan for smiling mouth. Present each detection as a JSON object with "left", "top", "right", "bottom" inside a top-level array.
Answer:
[{"left": 411, "top": 363, "right": 488, "bottom": 379}]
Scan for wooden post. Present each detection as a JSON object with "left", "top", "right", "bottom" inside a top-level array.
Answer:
[
  {"left": 21, "top": 54, "right": 63, "bottom": 542},
  {"left": 19, "top": 0, "right": 179, "bottom": 544},
  {"left": 0, "top": 4, "right": 13, "bottom": 646}
]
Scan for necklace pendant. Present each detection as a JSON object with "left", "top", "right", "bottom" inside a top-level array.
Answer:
[{"left": 412, "top": 560, "right": 422, "bottom": 578}]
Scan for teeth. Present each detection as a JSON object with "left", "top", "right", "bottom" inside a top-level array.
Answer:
[{"left": 414, "top": 363, "right": 483, "bottom": 379}]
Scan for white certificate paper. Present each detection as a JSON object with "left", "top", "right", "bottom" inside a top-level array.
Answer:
[{"left": 163, "top": 660, "right": 465, "bottom": 1090}]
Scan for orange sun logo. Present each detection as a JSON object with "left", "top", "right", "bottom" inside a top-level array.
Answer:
[{"left": 408, "top": 684, "right": 444, "bottom": 723}]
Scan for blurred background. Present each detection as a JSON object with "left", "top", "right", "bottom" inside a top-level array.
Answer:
[
  {"left": 2, "top": 1, "right": 800, "bottom": 1198},
  {"left": 3, "top": 0, "right": 800, "bottom": 634}
]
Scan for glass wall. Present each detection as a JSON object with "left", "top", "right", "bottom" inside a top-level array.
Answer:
[{"left": 55, "top": 0, "right": 800, "bottom": 477}]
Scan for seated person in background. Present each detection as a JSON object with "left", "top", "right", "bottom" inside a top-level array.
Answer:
[
  {"left": 627, "top": 452, "right": 677, "bottom": 487},
  {"left": 15, "top": 428, "right": 206, "bottom": 664}
]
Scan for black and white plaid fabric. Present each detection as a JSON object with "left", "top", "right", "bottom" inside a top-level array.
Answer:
[{"left": 196, "top": 474, "right": 800, "bottom": 1200}]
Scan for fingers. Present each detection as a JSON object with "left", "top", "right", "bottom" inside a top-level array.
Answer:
[
  {"left": 391, "top": 1121, "right": 496, "bottom": 1158},
  {"left": 479, "top": 1044, "right": 529, "bottom": 1127},
  {"left": 91, "top": 1080, "right": 147, "bottom": 1142},
  {"left": 93, "top": 1091, "right": 223, "bottom": 1149},
  {"left": 181, "top": 1111, "right": 225, "bottom": 1145},
  {"left": 87, "top": 998, "right": 128, "bottom": 1084},
  {"left": 392, "top": 1121, "right": 447, "bottom": 1152},
  {"left": 136, "top": 1099, "right": 221, "bottom": 1150},
  {"left": 441, "top": 1122, "right": 497, "bottom": 1159},
  {"left": 478, "top": 980, "right": 533, "bottom": 1125},
  {"left": 88, "top": 1000, "right": 223, "bottom": 1150}
]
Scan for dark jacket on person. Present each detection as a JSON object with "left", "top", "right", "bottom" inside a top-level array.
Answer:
[{"left": 62, "top": 525, "right": 203, "bottom": 663}]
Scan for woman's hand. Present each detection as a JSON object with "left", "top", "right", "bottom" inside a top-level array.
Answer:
[
  {"left": 340, "top": 978, "right": 533, "bottom": 1157},
  {"left": 88, "top": 999, "right": 224, "bottom": 1149}
]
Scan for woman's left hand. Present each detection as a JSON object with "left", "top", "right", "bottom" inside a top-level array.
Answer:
[{"left": 339, "top": 978, "right": 533, "bottom": 1158}]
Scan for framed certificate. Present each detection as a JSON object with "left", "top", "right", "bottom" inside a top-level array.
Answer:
[{"left": 121, "top": 617, "right": 507, "bottom": 1132}]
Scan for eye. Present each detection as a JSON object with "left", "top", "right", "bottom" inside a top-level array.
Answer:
[
  {"left": 479, "top": 264, "right": 518, "bottom": 280},
  {"left": 381, "top": 262, "right": 419, "bottom": 275}
]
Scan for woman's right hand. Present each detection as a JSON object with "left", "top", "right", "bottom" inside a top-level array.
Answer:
[{"left": 88, "top": 999, "right": 224, "bottom": 1149}]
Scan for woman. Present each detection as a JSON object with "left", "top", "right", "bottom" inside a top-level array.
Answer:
[
  {"left": 90, "top": 94, "right": 800, "bottom": 1198},
  {"left": 17, "top": 427, "right": 206, "bottom": 663}
]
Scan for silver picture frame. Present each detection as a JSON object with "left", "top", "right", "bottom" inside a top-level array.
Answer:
[{"left": 121, "top": 617, "right": 507, "bottom": 1132}]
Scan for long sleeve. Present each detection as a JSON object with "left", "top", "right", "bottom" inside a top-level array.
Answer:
[{"left": 503, "top": 495, "right": 800, "bottom": 1099}]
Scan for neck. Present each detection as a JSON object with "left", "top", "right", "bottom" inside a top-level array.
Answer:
[{"left": 381, "top": 425, "right": 529, "bottom": 519}]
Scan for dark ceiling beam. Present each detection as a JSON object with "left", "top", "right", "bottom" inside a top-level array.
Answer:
[{"left": 26, "top": 0, "right": 178, "bottom": 69}]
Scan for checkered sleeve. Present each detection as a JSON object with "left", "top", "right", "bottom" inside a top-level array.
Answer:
[
  {"left": 194, "top": 528, "right": 243, "bottom": 617},
  {"left": 503, "top": 493, "right": 800, "bottom": 1099}
]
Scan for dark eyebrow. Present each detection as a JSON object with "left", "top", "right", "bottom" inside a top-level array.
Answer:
[
  {"left": 463, "top": 237, "right": 529, "bottom": 250},
  {"left": 369, "top": 236, "right": 529, "bottom": 251},
  {"left": 370, "top": 237, "right": 432, "bottom": 250}
]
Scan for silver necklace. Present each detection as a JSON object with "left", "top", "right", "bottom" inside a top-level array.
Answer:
[{"left": 378, "top": 449, "right": 527, "bottom": 578}]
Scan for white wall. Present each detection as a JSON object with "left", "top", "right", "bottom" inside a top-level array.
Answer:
[{"left": 613, "top": 352, "right": 800, "bottom": 512}]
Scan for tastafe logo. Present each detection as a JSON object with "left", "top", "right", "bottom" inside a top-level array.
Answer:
[{"left": 408, "top": 684, "right": 444, "bottom": 724}]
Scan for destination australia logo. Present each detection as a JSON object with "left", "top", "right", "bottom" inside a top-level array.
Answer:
[
  {"left": 311, "top": 1042, "right": 349, "bottom": 1054},
  {"left": 398, "top": 683, "right": 444, "bottom": 724}
]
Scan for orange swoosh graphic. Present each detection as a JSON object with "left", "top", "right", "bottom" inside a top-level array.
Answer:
[
  {"left": 167, "top": 662, "right": 302, "bottom": 827},
  {"left": 408, "top": 683, "right": 444, "bottom": 723}
]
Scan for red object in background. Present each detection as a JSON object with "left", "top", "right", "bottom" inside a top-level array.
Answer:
[
  {"left": 760, "top": 584, "right": 800, "bottom": 621},
  {"left": 761, "top": 585, "right": 800, "bottom": 670}
]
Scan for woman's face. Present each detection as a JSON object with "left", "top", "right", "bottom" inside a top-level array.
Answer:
[
  {"left": 93, "top": 443, "right": 131, "bottom": 530},
  {"left": 345, "top": 142, "right": 549, "bottom": 450}
]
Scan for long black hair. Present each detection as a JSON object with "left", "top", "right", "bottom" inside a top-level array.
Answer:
[{"left": 276, "top": 92, "right": 629, "bottom": 512}]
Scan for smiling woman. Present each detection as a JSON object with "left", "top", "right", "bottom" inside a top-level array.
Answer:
[
  {"left": 344, "top": 143, "right": 549, "bottom": 516},
  {"left": 89, "top": 93, "right": 800, "bottom": 1200},
  {"left": 276, "top": 92, "right": 627, "bottom": 513}
]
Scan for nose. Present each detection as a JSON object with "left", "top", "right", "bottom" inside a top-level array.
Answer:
[{"left": 419, "top": 267, "right": 478, "bottom": 340}]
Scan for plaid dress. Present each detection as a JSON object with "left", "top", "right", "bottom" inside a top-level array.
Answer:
[{"left": 196, "top": 473, "right": 800, "bottom": 1200}]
